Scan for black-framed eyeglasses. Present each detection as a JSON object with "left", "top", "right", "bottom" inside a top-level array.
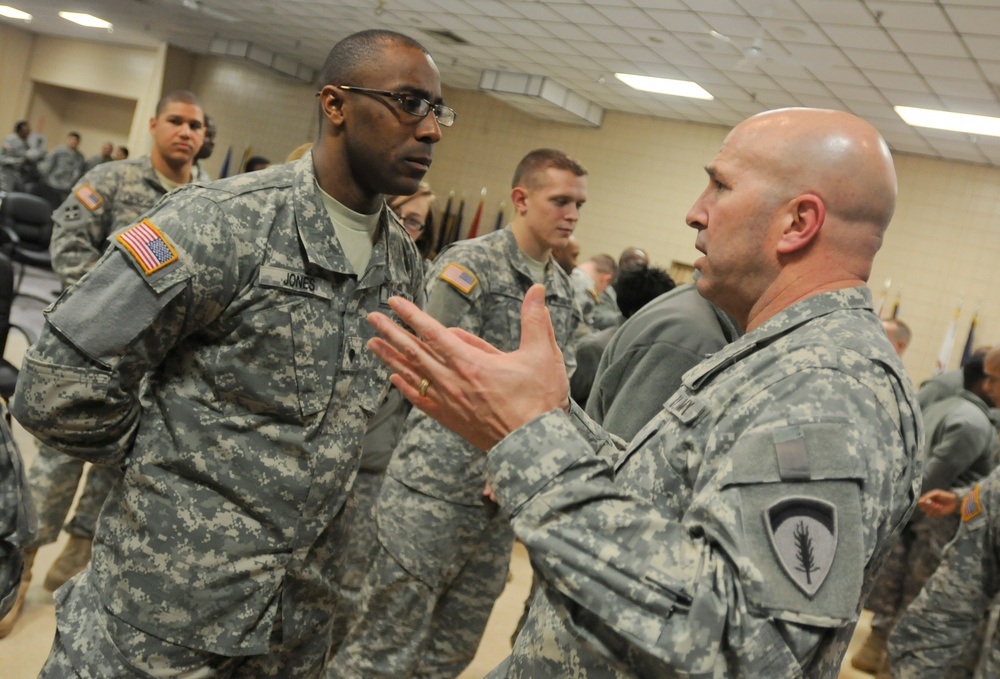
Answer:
[{"left": 334, "top": 85, "right": 457, "bottom": 127}]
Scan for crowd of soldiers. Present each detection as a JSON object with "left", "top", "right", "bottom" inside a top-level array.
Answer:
[{"left": 0, "top": 27, "right": 996, "bottom": 679}]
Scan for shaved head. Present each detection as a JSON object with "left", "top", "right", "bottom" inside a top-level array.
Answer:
[
  {"left": 688, "top": 108, "right": 899, "bottom": 329},
  {"left": 730, "top": 108, "right": 897, "bottom": 236}
]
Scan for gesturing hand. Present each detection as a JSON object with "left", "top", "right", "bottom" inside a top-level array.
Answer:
[{"left": 366, "top": 284, "right": 570, "bottom": 451}]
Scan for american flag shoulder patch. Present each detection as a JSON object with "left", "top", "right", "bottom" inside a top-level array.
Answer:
[
  {"left": 75, "top": 184, "right": 103, "bottom": 211},
  {"left": 962, "top": 484, "right": 982, "bottom": 522},
  {"left": 117, "top": 220, "right": 179, "bottom": 276},
  {"left": 439, "top": 263, "right": 478, "bottom": 295}
]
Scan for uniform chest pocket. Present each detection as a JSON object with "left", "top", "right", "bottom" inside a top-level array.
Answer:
[
  {"left": 481, "top": 286, "right": 522, "bottom": 351},
  {"left": 215, "top": 296, "right": 338, "bottom": 421},
  {"left": 717, "top": 422, "right": 866, "bottom": 625}
]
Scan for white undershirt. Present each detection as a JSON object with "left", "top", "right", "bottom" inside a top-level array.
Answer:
[{"left": 317, "top": 180, "right": 379, "bottom": 276}]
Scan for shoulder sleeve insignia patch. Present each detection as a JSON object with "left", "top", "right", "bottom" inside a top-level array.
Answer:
[
  {"left": 439, "top": 263, "right": 478, "bottom": 295},
  {"left": 75, "top": 183, "right": 103, "bottom": 211},
  {"left": 962, "top": 485, "right": 982, "bottom": 522},
  {"left": 117, "top": 219, "right": 179, "bottom": 276},
  {"left": 765, "top": 497, "right": 838, "bottom": 598}
]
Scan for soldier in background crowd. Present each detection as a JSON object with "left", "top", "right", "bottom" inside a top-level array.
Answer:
[
  {"left": 569, "top": 253, "right": 616, "bottom": 330},
  {"left": 551, "top": 233, "right": 580, "bottom": 275},
  {"left": 39, "top": 132, "right": 86, "bottom": 204},
  {"left": 890, "top": 470, "right": 1000, "bottom": 678},
  {"left": 331, "top": 148, "right": 584, "bottom": 679},
  {"left": 12, "top": 28, "right": 441, "bottom": 677},
  {"left": 0, "top": 89, "right": 208, "bottom": 639},
  {"left": 591, "top": 246, "right": 648, "bottom": 330},
  {"left": 569, "top": 264, "right": 675, "bottom": 404},
  {"left": 113, "top": 145, "right": 129, "bottom": 160},
  {"left": 882, "top": 318, "right": 912, "bottom": 357},
  {"left": 0, "top": 120, "right": 46, "bottom": 193},
  {"left": 84, "top": 141, "right": 114, "bottom": 173},
  {"left": 853, "top": 350, "right": 998, "bottom": 677},
  {"left": 192, "top": 113, "right": 217, "bottom": 181},
  {"left": 586, "top": 280, "right": 742, "bottom": 441},
  {"left": 363, "top": 107, "right": 922, "bottom": 677}
]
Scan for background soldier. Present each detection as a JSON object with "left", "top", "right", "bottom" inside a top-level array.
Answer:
[
  {"left": 39, "top": 131, "right": 86, "bottom": 204},
  {"left": 332, "top": 149, "right": 584, "bottom": 678}
]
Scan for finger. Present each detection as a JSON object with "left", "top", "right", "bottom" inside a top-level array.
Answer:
[
  {"left": 367, "top": 311, "right": 449, "bottom": 382},
  {"left": 387, "top": 295, "right": 467, "bottom": 355},
  {"left": 518, "top": 284, "right": 555, "bottom": 353},
  {"left": 368, "top": 337, "right": 424, "bottom": 388},
  {"left": 449, "top": 327, "right": 503, "bottom": 355}
]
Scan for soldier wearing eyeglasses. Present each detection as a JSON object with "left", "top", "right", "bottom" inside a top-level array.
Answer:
[{"left": 13, "top": 29, "right": 446, "bottom": 678}]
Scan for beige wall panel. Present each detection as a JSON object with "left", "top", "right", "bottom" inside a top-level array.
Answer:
[
  {"left": 28, "top": 83, "right": 134, "bottom": 157},
  {"left": 0, "top": 24, "right": 35, "bottom": 132}
]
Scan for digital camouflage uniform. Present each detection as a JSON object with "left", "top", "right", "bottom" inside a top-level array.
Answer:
[
  {"left": 0, "top": 400, "right": 36, "bottom": 619},
  {"left": 0, "top": 131, "right": 46, "bottom": 193},
  {"left": 866, "top": 390, "right": 997, "bottom": 640},
  {"left": 570, "top": 266, "right": 599, "bottom": 329},
  {"left": 39, "top": 144, "right": 86, "bottom": 196},
  {"left": 483, "top": 287, "right": 922, "bottom": 678},
  {"left": 890, "top": 470, "right": 1000, "bottom": 678},
  {"left": 11, "top": 155, "right": 423, "bottom": 678},
  {"left": 25, "top": 156, "right": 175, "bottom": 557},
  {"left": 331, "top": 227, "right": 581, "bottom": 678}
]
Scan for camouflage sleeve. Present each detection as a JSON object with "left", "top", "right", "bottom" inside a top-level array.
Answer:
[
  {"left": 488, "top": 367, "right": 900, "bottom": 674},
  {"left": 921, "top": 409, "right": 994, "bottom": 492},
  {"left": 0, "top": 400, "right": 36, "bottom": 619},
  {"left": 12, "top": 193, "right": 239, "bottom": 464},
  {"left": 422, "top": 261, "right": 483, "bottom": 333},
  {"left": 889, "top": 477, "right": 999, "bottom": 677},
  {"left": 50, "top": 169, "right": 116, "bottom": 286}
]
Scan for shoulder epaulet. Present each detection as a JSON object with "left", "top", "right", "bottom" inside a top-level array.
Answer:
[{"left": 438, "top": 263, "right": 478, "bottom": 295}]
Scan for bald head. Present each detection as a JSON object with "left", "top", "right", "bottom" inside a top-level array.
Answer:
[
  {"left": 688, "top": 108, "right": 899, "bottom": 330},
  {"left": 733, "top": 108, "right": 897, "bottom": 234}
]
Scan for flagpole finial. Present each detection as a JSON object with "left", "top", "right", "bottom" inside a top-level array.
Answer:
[{"left": 480, "top": 187, "right": 487, "bottom": 197}]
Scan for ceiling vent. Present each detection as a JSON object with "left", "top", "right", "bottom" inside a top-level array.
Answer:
[
  {"left": 479, "top": 70, "right": 604, "bottom": 128},
  {"left": 208, "top": 38, "right": 315, "bottom": 83}
]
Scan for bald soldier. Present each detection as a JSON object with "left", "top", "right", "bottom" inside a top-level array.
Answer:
[{"left": 363, "top": 108, "right": 922, "bottom": 677}]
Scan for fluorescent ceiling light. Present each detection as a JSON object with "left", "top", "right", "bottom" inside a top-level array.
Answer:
[
  {"left": 58, "top": 11, "right": 113, "bottom": 29},
  {"left": 614, "top": 73, "right": 713, "bottom": 101},
  {"left": 895, "top": 105, "right": 1000, "bottom": 138},
  {"left": 0, "top": 5, "right": 31, "bottom": 20}
]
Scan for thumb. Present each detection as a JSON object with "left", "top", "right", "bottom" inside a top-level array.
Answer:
[{"left": 518, "top": 284, "right": 553, "bottom": 350}]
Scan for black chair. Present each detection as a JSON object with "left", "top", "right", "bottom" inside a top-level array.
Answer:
[
  {"left": 0, "top": 253, "right": 34, "bottom": 401},
  {"left": 23, "top": 181, "right": 65, "bottom": 212},
  {"left": 0, "top": 191, "right": 55, "bottom": 292}
]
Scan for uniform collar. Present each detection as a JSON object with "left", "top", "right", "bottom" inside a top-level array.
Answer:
[
  {"left": 683, "top": 287, "right": 874, "bottom": 391},
  {"left": 291, "top": 155, "right": 405, "bottom": 286}
]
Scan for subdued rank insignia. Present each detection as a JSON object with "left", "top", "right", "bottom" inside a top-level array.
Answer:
[
  {"left": 962, "top": 485, "right": 982, "bottom": 522},
  {"left": 117, "top": 219, "right": 178, "bottom": 275},
  {"left": 765, "top": 497, "right": 838, "bottom": 598},
  {"left": 75, "top": 183, "right": 103, "bottom": 211},
  {"left": 439, "top": 263, "right": 478, "bottom": 294}
]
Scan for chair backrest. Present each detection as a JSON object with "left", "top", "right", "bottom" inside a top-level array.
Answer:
[
  {"left": 0, "top": 192, "right": 53, "bottom": 249},
  {"left": 0, "top": 253, "right": 15, "bottom": 361}
]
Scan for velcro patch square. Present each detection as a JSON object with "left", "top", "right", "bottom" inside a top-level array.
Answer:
[
  {"left": 117, "top": 220, "right": 178, "bottom": 275},
  {"left": 439, "top": 263, "right": 477, "bottom": 294},
  {"left": 962, "top": 485, "right": 982, "bottom": 522},
  {"left": 75, "top": 184, "right": 103, "bottom": 211}
]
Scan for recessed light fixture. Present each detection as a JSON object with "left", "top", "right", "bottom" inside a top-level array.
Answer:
[
  {"left": 895, "top": 105, "right": 1000, "bottom": 138},
  {"left": 0, "top": 5, "right": 31, "bottom": 20},
  {"left": 614, "top": 73, "right": 714, "bottom": 100},
  {"left": 58, "top": 11, "right": 113, "bottom": 29}
]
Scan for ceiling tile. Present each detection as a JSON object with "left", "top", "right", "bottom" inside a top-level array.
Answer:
[
  {"left": 869, "top": 2, "right": 950, "bottom": 31},
  {"left": 796, "top": 0, "right": 878, "bottom": 27},
  {"left": 910, "top": 55, "right": 981, "bottom": 80},
  {"left": 945, "top": 6, "right": 1000, "bottom": 37},
  {"left": 888, "top": 29, "right": 967, "bottom": 58}
]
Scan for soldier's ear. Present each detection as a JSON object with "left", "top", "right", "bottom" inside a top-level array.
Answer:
[
  {"left": 319, "top": 86, "right": 347, "bottom": 127},
  {"left": 777, "top": 194, "right": 824, "bottom": 255}
]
